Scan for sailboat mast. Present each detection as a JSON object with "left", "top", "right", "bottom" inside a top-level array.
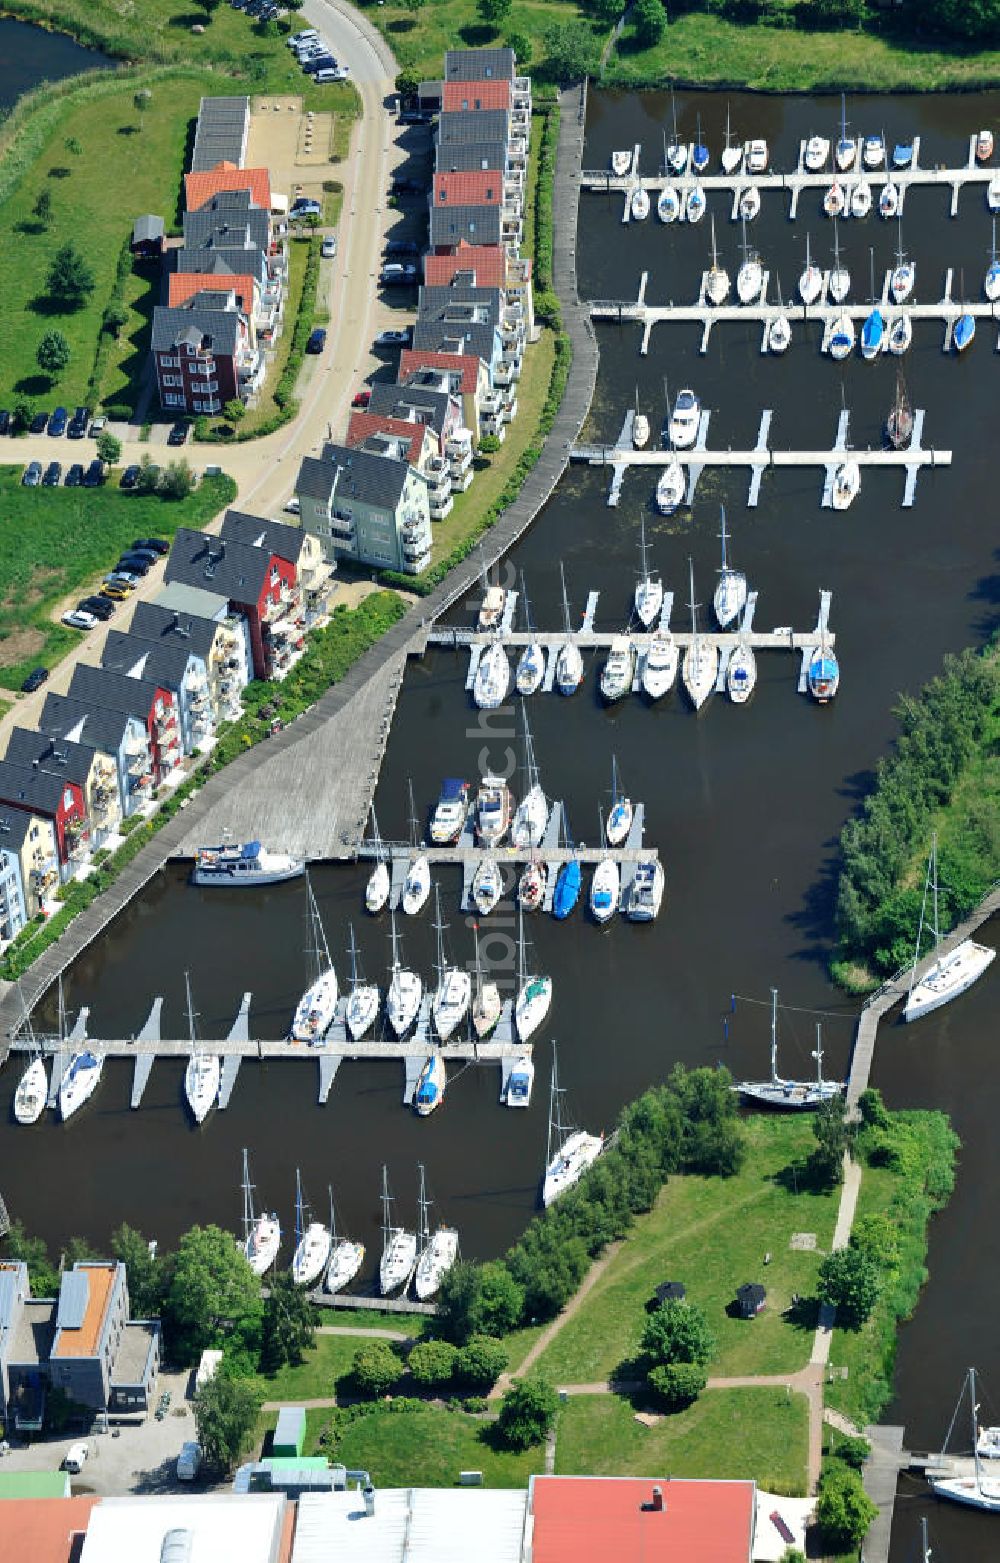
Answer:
[
  {"left": 434, "top": 884, "right": 446, "bottom": 981},
  {"left": 971, "top": 1366, "right": 984, "bottom": 1491},
  {"left": 294, "top": 1169, "right": 303, "bottom": 1248},
  {"left": 814, "top": 1023, "right": 824, "bottom": 1087},
  {"left": 688, "top": 557, "right": 698, "bottom": 639},
  {"left": 242, "top": 1149, "right": 254, "bottom": 1240},
  {"left": 770, "top": 988, "right": 779, "bottom": 1084},
  {"left": 547, "top": 1044, "right": 559, "bottom": 1166},
  {"left": 407, "top": 778, "right": 418, "bottom": 848},
  {"left": 931, "top": 831, "right": 940, "bottom": 945},
  {"left": 559, "top": 561, "right": 571, "bottom": 633},
  {"left": 417, "top": 1163, "right": 429, "bottom": 1252},
  {"left": 381, "top": 1165, "right": 391, "bottom": 1241},
  {"left": 185, "top": 970, "right": 198, "bottom": 1056}
]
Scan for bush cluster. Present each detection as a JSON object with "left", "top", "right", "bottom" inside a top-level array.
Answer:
[{"left": 87, "top": 237, "right": 134, "bottom": 410}]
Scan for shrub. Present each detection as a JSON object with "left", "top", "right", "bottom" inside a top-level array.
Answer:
[
  {"left": 647, "top": 1362, "right": 707, "bottom": 1411},
  {"left": 351, "top": 1340, "right": 403, "bottom": 1398},
  {"left": 816, "top": 1464, "right": 877, "bottom": 1551},
  {"left": 817, "top": 1247, "right": 880, "bottom": 1329},
  {"left": 494, "top": 1377, "right": 558, "bottom": 1450},
  {"left": 454, "top": 1335, "right": 508, "bottom": 1393},
  {"left": 641, "top": 1300, "right": 715, "bottom": 1368},
  {"left": 407, "top": 1339, "right": 457, "bottom": 1388}
]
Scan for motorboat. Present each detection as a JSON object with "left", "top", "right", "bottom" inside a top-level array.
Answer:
[
  {"left": 721, "top": 110, "right": 741, "bottom": 175},
  {"left": 631, "top": 185, "right": 650, "bottom": 221},
  {"left": 472, "top": 856, "right": 503, "bottom": 916},
  {"left": 345, "top": 924, "right": 380, "bottom": 1040},
  {"left": 976, "top": 128, "right": 994, "bottom": 164},
  {"left": 518, "top": 858, "right": 547, "bottom": 912},
  {"left": 476, "top": 773, "right": 514, "bottom": 847},
  {"left": 59, "top": 1041, "right": 102, "bottom": 1121},
  {"left": 191, "top": 840, "right": 304, "bottom": 887},
  {"left": 887, "top": 314, "right": 912, "bottom": 355},
  {"left": 379, "top": 1167, "right": 416, "bottom": 1295},
  {"left": 745, "top": 138, "right": 768, "bottom": 174},
  {"left": 413, "top": 1167, "right": 458, "bottom": 1299},
  {"left": 736, "top": 991, "right": 842, "bottom": 1109},
  {"left": 386, "top": 914, "right": 422, "bottom": 1035},
  {"left": 713, "top": 507, "right": 747, "bottom": 629},
  {"left": 685, "top": 184, "right": 706, "bottom": 223},
  {"left": 861, "top": 307, "right": 884, "bottom": 359},
  {"left": 625, "top": 859, "right": 665, "bottom": 921},
  {"left": 291, "top": 1179, "right": 333, "bottom": 1289},
  {"left": 978, "top": 1424, "right": 1000, "bottom": 1459},
  {"left": 633, "top": 410, "right": 651, "bottom": 448},
  {"left": 325, "top": 1235, "right": 365, "bottom": 1294},
  {"left": 798, "top": 235, "right": 822, "bottom": 304},
  {"left": 803, "top": 134, "right": 830, "bottom": 172},
  {"left": 600, "top": 636, "right": 636, "bottom": 702},
  {"left": 849, "top": 179, "right": 872, "bottom": 218},
  {"left": 542, "top": 1043, "right": 604, "bottom": 1207},
  {"left": 879, "top": 181, "right": 899, "bottom": 219},
  {"left": 473, "top": 640, "right": 511, "bottom": 710},
  {"left": 834, "top": 96, "right": 854, "bottom": 172},
  {"left": 831, "top": 458, "right": 861, "bottom": 511},
  {"left": 401, "top": 854, "right": 430, "bottom": 916},
  {"left": 807, "top": 636, "right": 840, "bottom": 702},
  {"left": 13, "top": 1055, "right": 47, "bottom": 1126},
  {"left": 633, "top": 517, "right": 662, "bottom": 628},
  {"left": 611, "top": 149, "right": 631, "bottom": 176},
  {"left": 828, "top": 225, "right": 850, "bottom": 301},
  {"left": 954, "top": 312, "right": 975, "bottom": 352},
  {"left": 291, "top": 875, "right": 339, "bottom": 1041},
  {"left": 670, "top": 387, "right": 700, "bottom": 448},
  {"left": 656, "top": 459, "right": 686, "bottom": 515},
  {"left": 863, "top": 133, "right": 885, "bottom": 169},
  {"left": 516, "top": 642, "right": 544, "bottom": 696},
  {"left": 472, "top": 923, "right": 502, "bottom": 1037},
  {"left": 240, "top": 1150, "right": 281, "bottom": 1276},
  {"left": 510, "top": 706, "right": 547, "bottom": 848},
  {"left": 738, "top": 184, "right": 760, "bottom": 222},
  {"left": 478, "top": 582, "right": 505, "bottom": 630},
  {"left": 642, "top": 631, "right": 678, "bottom": 699},
  {"left": 705, "top": 216, "right": 730, "bottom": 305},
  {"left": 504, "top": 1053, "right": 535, "bottom": 1107},
  {"left": 590, "top": 858, "right": 620, "bottom": 925},
  {"left": 828, "top": 316, "right": 855, "bottom": 361},
  {"left": 515, "top": 971, "right": 552, "bottom": 1042},
  {"left": 429, "top": 778, "right": 470, "bottom": 845},
  {"left": 823, "top": 181, "right": 845, "bottom": 219},
  {"left": 607, "top": 760, "right": 633, "bottom": 847},
  {"left": 891, "top": 141, "right": 913, "bottom": 169},
  {"left": 657, "top": 184, "right": 680, "bottom": 222},
  {"left": 414, "top": 1051, "right": 446, "bottom": 1116},
  {"left": 904, "top": 835, "right": 995, "bottom": 1023},
  {"left": 886, "top": 367, "right": 914, "bottom": 450},
  {"left": 727, "top": 641, "right": 756, "bottom": 704},
  {"left": 431, "top": 886, "right": 471, "bottom": 1041},
  {"left": 552, "top": 858, "right": 582, "bottom": 921}
]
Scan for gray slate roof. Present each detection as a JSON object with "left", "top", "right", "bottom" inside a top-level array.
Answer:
[
  {"left": 366, "top": 382, "right": 456, "bottom": 439},
  {"left": 191, "top": 95, "right": 249, "bottom": 174},
  {"left": 68, "top": 664, "right": 165, "bottom": 723},
  {"left": 429, "top": 204, "right": 502, "bottom": 249},
  {"left": 444, "top": 48, "right": 515, "bottom": 82},
  {"left": 176, "top": 246, "right": 268, "bottom": 282},
  {"left": 38, "top": 694, "right": 136, "bottom": 755},
  {"left": 220, "top": 509, "right": 306, "bottom": 566},
  {"left": 164, "top": 528, "right": 274, "bottom": 605},
  {"left": 297, "top": 443, "right": 410, "bottom": 510},
  {"left": 153, "top": 583, "right": 229, "bottom": 621},
  {"left": 151, "top": 302, "right": 240, "bottom": 357},
  {"left": 3, "top": 727, "right": 101, "bottom": 789},
  {"left": 411, "top": 319, "right": 497, "bottom": 366},
  {"left": 435, "top": 140, "right": 509, "bottom": 175},
  {"left": 183, "top": 196, "right": 269, "bottom": 256},
  {"left": 132, "top": 215, "right": 164, "bottom": 244},
  {"left": 129, "top": 601, "right": 224, "bottom": 661},
  {"left": 437, "top": 111, "right": 510, "bottom": 147},
  {"left": 101, "top": 631, "right": 197, "bottom": 694},
  {"left": 0, "top": 761, "right": 77, "bottom": 815},
  {"left": 418, "top": 284, "right": 502, "bottom": 328},
  {"left": 0, "top": 808, "right": 37, "bottom": 853}
]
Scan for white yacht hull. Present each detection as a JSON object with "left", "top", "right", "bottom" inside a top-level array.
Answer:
[
  {"left": 515, "top": 976, "right": 553, "bottom": 1042},
  {"left": 656, "top": 463, "right": 686, "bottom": 514},
  {"left": 185, "top": 1054, "right": 221, "bottom": 1124},
  {"left": 903, "top": 940, "right": 995, "bottom": 1022},
  {"left": 245, "top": 1216, "right": 281, "bottom": 1276},
  {"left": 682, "top": 642, "right": 719, "bottom": 709},
  {"left": 292, "top": 1223, "right": 333, "bottom": 1288},
  {"left": 366, "top": 862, "right": 390, "bottom": 914},
  {"left": 626, "top": 860, "right": 665, "bottom": 921},
  {"left": 601, "top": 640, "right": 636, "bottom": 703},
  {"left": 831, "top": 461, "right": 861, "bottom": 511},
  {"left": 504, "top": 1055, "right": 534, "bottom": 1107},
  {"left": 606, "top": 799, "right": 633, "bottom": 847},
  {"left": 543, "top": 1130, "right": 604, "bottom": 1206},
  {"left": 473, "top": 643, "right": 511, "bottom": 710},
  {"left": 473, "top": 983, "right": 502, "bottom": 1038},
  {"left": 380, "top": 1230, "right": 417, "bottom": 1294},
  {"left": 387, "top": 971, "right": 422, "bottom": 1036},
  {"left": 326, "top": 1240, "right": 365, "bottom": 1293},
  {"left": 59, "top": 1050, "right": 104, "bottom": 1121},
  {"left": 739, "top": 1079, "right": 842, "bottom": 1109},
  {"left": 291, "top": 968, "right": 339, "bottom": 1042},
  {"left": 433, "top": 970, "right": 472, "bottom": 1040},
  {"left": 736, "top": 262, "right": 763, "bottom": 304},
  {"left": 641, "top": 635, "right": 678, "bottom": 699},
  {"left": 510, "top": 786, "right": 548, "bottom": 850},
  {"left": 13, "top": 1058, "right": 48, "bottom": 1125},
  {"left": 516, "top": 643, "right": 544, "bottom": 696},
  {"left": 347, "top": 985, "right": 380, "bottom": 1040},
  {"left": 472, "top": 859, "right": 503, "bottom": 916},
  {"left": 714, "top": 570, "right": 747, "bottom": 629},
  {"left": 634, "top": 579, "right": 663, "bottom": 629},
  {"left": 556, "top": 642, "right": 584, "bottom": 694},
  {"left": 402, "top": 857, "right": 431, "bottom": 916},
  {"left": 929, "top": 1475, "right": 1000, "bottom": 1512},
  {"left": 414, "top": 1227, "right": 459, "bottom": 1300},
  {"left": 727, "top": 644, "right": 757, "bottom": 704},
  {"left": 590, "top": 859, "right": 620, "bottom": 924}
]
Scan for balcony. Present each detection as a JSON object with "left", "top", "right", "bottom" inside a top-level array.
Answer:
[
  {"left": 494, "top": 362, "right": 515, "bottom": 391},
  {"left": 503, "top": 394, "right": 518, "bottom": 424},
  {"left": 127, "top": 751, "right": 151, "bottom": 778},
  {"left": 513, "top": 75, "right": 532, "bottom": 108}
]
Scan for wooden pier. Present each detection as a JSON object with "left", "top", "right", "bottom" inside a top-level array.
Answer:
[{"left": 307, "top": 1291, "right": 437, "bottom": 1317}]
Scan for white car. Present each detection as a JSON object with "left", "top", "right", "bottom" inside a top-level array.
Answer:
[
  {"left": 283, "top": 496, "right": 301, "bottom": 514},
  {"left": 63, "top": 1442, "right": 89, "bottom": 1474},
  {"left": 374, "top": 327, "right": 412, "bottom": 347},
  {"left": 315, "top": 68, "right": 349, "bottom": 83},
  {"left": 62, "top": 609, "right": 97, "bottom": 630},
  {"left": 289, "top": 28, "right": 318, "bottom": 44},
  {"left": 321, "top": 235, "right": 337, "bottom": 258}
]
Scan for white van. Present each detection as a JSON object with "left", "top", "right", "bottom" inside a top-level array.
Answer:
[
  {"left": 176, "top": 1441, "right": 203, "bottom": 1481},
  {"left": 63, "top": 1442, "right": 89, "bottom": 1474}
]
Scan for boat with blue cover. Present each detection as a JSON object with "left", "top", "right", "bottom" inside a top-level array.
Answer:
[
  {"left": 414, "top": 1051, "right": 446, "bottom": 1116},
  {"left": 807, "top": 637, "right": 840, "bottom": 703},
  {"left": 892, "top": 141, "right": 913, "bottom": 169},
  {"left": 191, "top": 840, "right": 304, "bottom": 886},
  {"left": 954, "top": 312, "right": 975, "bottom": 353},
  {"left": 861, "top": 307, "right": 884, "bottom": 359}
]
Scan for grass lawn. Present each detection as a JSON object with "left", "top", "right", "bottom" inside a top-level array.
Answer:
[
  {"left": 368, "top": 0, "right": 599, "bottom": 89},
  {"left": 532, "top": 1116, "right": 838, "bottom": 1387},
  {"left": 257, "top": 1334, "right": 367, "bottom": 1403},
  {"left": 0, "top": 467, "right": 235, "bottom": 689},
  {"left": 300, "top": 1403, "right": 546, "bottom": 1487},
  {"left": 427, "top": 329, "right": 556, "bottom": 571},
  {"left": 555, "top": 1389, "right": 809, "bottom": 1495}
]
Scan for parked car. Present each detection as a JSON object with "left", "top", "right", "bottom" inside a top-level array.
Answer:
[
  {"left": 391, "top": 177, "right": 424, "bottom": 196},
  {"left": 65, "top": 463, "right": 84, "bottom": 487},
  {"left": 29, "top": 413, "right": 48, "bottom": 435},
  {"left": 290, "top": 197, "right": 322, "bottom": 218},
  {"left": 306, "top": 327, "right": 327, "bottom": 354},
  {"left": 167, "top": 421, "right": 189, "bottom": 447},
  {"left": 0, "top": 410, "right": 10, "bottom": 435},
  {"left": 381, "top": 263, "right": 417, "bottom": 285},
  {"left": 22, "top": 461, "right": 42, "bottom": 487},
  {"left": 80, "top": 595, "right": 116, "bottom": 620},
  {"left": 120, "top": 464, "right": 141, "bottom": 490},
  {"left": 89, "top": 415, "right": 106, "bottom": 436},
  {"left": 21, "top": 666, "right": 49, "bottom": 694},
  {"left": 283, "top": 496, "right": 301, "bottom": 515},
  {"left": 351, "top": 388, "right": 371, "bottom": 408},
  {"left": 83, "top": 459, "right": 105, "bottom": 487},
  {"left": 176, "top": 1442, "right": 204, "bottom": 1482},
  {"left": 105, "top": 570, "right": 139, "bottom": 587},
  {"left": 43, "top": 461, "right": 62, "bottom": 486},
  {"left": 62, "top": 609, "right": 97, "bottom": 631},
  {"left": 384, "top": 238, "right": 419, "bottom": 257},
  {"left": 47, "top": 407, "right": 68, "bottom": 436},
  {"left": 315, "top": 67, "right": 349, "bottom": 82},
  {"left": 132, "top": 537, "right": 169, "bottom": 556},
  {"left": 398, "top": 108, "right": 431, "bottom": 124},
  {"left": 320, "top": 234, "right": 338, "bottom": 259},
  {"left": 101, "top": 582, "right": 133, "bottom": 601},
  {"left": 68, "top": 406, "right": 90, "bottom": 438},
  {"left": 116, "top": 555, "right": 152, "bottom": 576},
  {"left": 289, "top": 28, "right": 318, "bottom": 44},
  {"left": 63, "top": 1443, "right": 89, "bottom": 1475},
  {"left": 374, "top": 327, "right": 412, "bottom": 348},
  {"left": 123, "top": 546, "right": 160, "bottom": 565}
]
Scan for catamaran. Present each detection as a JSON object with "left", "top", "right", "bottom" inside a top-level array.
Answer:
[
  {"left": 386, "top": 911, "right": 422, "bottom": 1036},
  {"left": 414, "top": 1049, "right": 446, "bottom": 1116},
  {"left": 555, "top": 561, "right": 584, "bottom": 695},
  {"left": 290, "top": 873, "right": 339, "bottom": 1041},
  {"left": 886, "top": 366, "right": 913, "bottom": 450},
  {"left": 828, "top": 222, "right": 850, "bottom": 302},
  {"left": 471, "top": 923, "right": 502, "bottom": 1038},
  {"left": 514, "top": 906, "right": 552, "bottom": 1042},
  {"left": 504, "top": 1052, "right": 535, "bottom": 1107},
  {"left": 183, "top": 972, "right": 220, "bottom": 1123},
  {"left": 345, "top": 923, "right": 380, "bottom": 1040},
  {"left": 590, "top": 857, "right": 620, "bottom": 925},
  {"left": 473, "top": 639, "right": 511, "bottom": 711},
  {"left": 414, "top": 1164, "right": 459, "bottom": 1300},
  {"left": 240, "top": 1149, "right": 281, "bottom": 1276},
  {"left": 642, "top": 631, "right": 678, "bottom": 699},
  {"left": 625, "top": 858, "right": 664, "bottom": 921},
  {"left": 516, "top": 573, "right": 544, "bottom": 696},
  {"left": 714, "top": 507, "right": 747, "bottom": 628},
  {"left": 929, "top": 1368, "right": 1000, "bottom": 1512},
  {"left": 903, "top": 834, "right": 995, "bottom": 1023},
  {"left": 58, "top": 1003, "right": 99, "bottom": 1122},
  {"left": 727, "top": 640, "right": 756, "bottom": 704},
  {"left": 736, "top": 993, "right": 842, "bottom": 1109},
  {"left": 683, "top": 559, "right": 718, "bottom": 710},
  {"left": 606, "top": 758, "right": 633, "bottom": 847},
  {"left": 472, "top": 856, "right": 503, "bottom": 916},
  {"left": 705, "top": 216, "right": 730, "bottom": 307},
  {"left": 401, "top": 783, "right": 431, "bottom": 917},
  {"left": 634, "top": 517, "right": 663, "bottom": 628},
  {"left": 365, "top": 808, "right": 390, "bottom": 914},
  {"left": 13, "top": 983, "right": 49, "bottom": 1127},
  {"left": 510, "top": 705, "right": 548, "bottom": 849},
  {"left": 324, "top": 1190, "right": 365, "bottom": 1295},
  {"left": 799, "top": 233, "right": 822, "bottom": 304},
  {"left": 600, "top": 636, "right": 636, "bottom": 703},
  {"left": 670, "top": 388, "right": 701, "bottom": 449},
  {"left": 290, "top": 1172, "right": 332, "bottom": 1288},
  {"left": 379, "top": 1166, "right": 416, "bottom": 1295},
  {"left": 431, "top": 884, "right": 471, "bottom": 1042},
  {"left": 542, "top": 1042, "right": 604, "bottom": 1207}
]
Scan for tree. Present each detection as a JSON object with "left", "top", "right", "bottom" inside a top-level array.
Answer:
[
  {"left": 103, "top": 299, "right": 128, "bottom": 336},
  {"left": 159, "top": 459, "right": 195, "bottom": 500},
  {"left": 631, "top": 0, "right": 666, "bottom": 46},
  {"left": 477, "top": 0, "right": 511, "bottom": 28},
  {"left": 494, "top": 1376, "right": 558, "bottom": 1450},
  {"left": 809, "top": 1100, "right": 849, "bottom": 1187},
  {"left": 351, "top": 1340, "right": 403, "bottom": 1398},
  {"left": 96, "top": 431, "right": 122, "bottom": 467},
  {"left": 260, "top": 1273, "right": 315, "bottom": 1373},
  {"left": 454, "top": 1334, "right": 508, "bottom": 1393},
  {"left": 63, "top": 1236, "right": 100, "bottom": 1268},
  {"left": 36, "top": 330, "right": 71, "bottom": 378},
  {"left": 478, "top": 434, "right": 502, "bottom": 455},
  {"left": 163, "top": 1224, "right": 263, "bottom": 1365},
  {"left": 641, "top": 1299, "right": 715, "bottom": 1368},
  {"left": 2, "top": 1219, "right": 60, "bottom": 1296},
  {"left": 11, "top": 398, "right": 35, "bottom": 435},
  {"left": 476, "top": 1262, "right": 524, "bottom": 1337},
  {"left": 816, "top": 1464, "right": 877, "bottom": 1551},
  {"left": 195, "top": 1371, "right": 263, "bottom": 1474},
  {"left": 283, "top": 0, "right": 304, "bottom": 11},
  {"left": 200, "top": 0, "right": 222, "bottom": 15},
  {"left": 504, "top": 31, "right": 532, "bottom": 65},
  {"left": 407, "top": 1338, "right": 457, "bottom": 1388},
  {"left": 33, "top": 188, "right": 53, "bottom": 226},
  {"left": 224, "top": 399, "right": 246, "bottom": 424},
  {"left": 395, "top": 70, "right": 420, "bottom": 99},
  {"left": 45, "top": 243, "right": 95, "bottom": 310},
  {"left": 65, "top": 136, "right": 82, "bottom": 156},
  {"left": 921, "top": 0, "right": 1000, "bottom": 42},
  {"left": 858, "top": 1087, "right": 890, "bottom": 1130},
  {"left": 540, "top": 20, "right": 598, "bottom": 86},
  {"left": 402, "top": 0, "right": 427, "bottom": 12},
  {"left": 817, "top": 1247, "right": 881, "bottom": 1329},
  {"left": 136, "top": 455, "right": 160, "bottom": 494},
  {"left": 437, "top": 1262, "right": 482, "bottom": 1344},
  {"left": 647, "top": 1361, "right": 707, "bottom": 1410},
  {"left": 850, "top": 1213, "right": 900, "bottom": 1273},
  {"left": 111, "top": 1223, "right": 164, "bottom": 1318},
  {"left": 133, "top": 89, "right": 152, "bottom": 130}
]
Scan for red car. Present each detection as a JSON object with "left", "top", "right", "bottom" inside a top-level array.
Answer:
[{"left": 351, "top": 388, "right": 371, "bottom": 408}]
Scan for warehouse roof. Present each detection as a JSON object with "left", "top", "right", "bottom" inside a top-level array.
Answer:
[{"left": 291, "top": 1489, "right": 530, "bottom": 1563}]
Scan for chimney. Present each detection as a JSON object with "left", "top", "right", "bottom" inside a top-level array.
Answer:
[
  {"left": 362, "top": 1479, "right": 375, "bottom": 1518},
  {"left": 641, "top": 1485, "right": 664, "bottom": 1514}
]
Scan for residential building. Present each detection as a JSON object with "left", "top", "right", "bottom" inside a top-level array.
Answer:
[
  {"left": 182, "top": 189, "right": 273, "bottom": 265},
  {"left": 38, "top": 696, "right": 161, "bottom": 818},
  {"left": 444, "top": 45, "right": 517, "bottom": 81},
  {"left": 100, "top": 633, "right": 216, "bottom": 755},
  {"left": 366, "top": 380, "right": 464, "bottom": 457},
  {"left": 220, "top": 509, "right": 334, "bottom": 620},
  {"left": 168, "top": 269, "right": 259, "bottom": 316},
  {"left": 429, "top": 201, "right": 502, "bottom": 252},
  {"left": 437, "top": 110, "right": 524, "bottom": 168},
  {"left": 3, "top": 728, "right": 121, "bottom": 848},
  {"left": 164, "top": 530, "right": 299, "bottom": 680},
  {"left": 410, "top": 311, "right": 512, "bottom": 434},
  {"left": 190, "top": 95, "right": 250, "bottom": 174},
  {"left": 441, "top": 79, "right": 512, "bottom": 114},
  {"left": 181, "top": 187, "right": 285, "bottom": 344},
  {"left": 151, "top": 290, "right": 256, "bottom": 416},
  {"left": 130, "top": 215, "right": 164, "bottom": 262},
  {"left": 130, "top": 597, "right": 251, "bottom": 723},
  {"left": 296, "top": 441, "right": 432, "bottom": 574},
  {"left": 398, "top": 349, "right": 491, "bottom": 442},
  {"left": 67, "top": 665, "right": 182, "bottom": 788},
  {"left": 435, "top": 138, "right": 521, "bottom": 194},
  {"left": 529, "top": 1475, "right": 757, "bottom": 1563},
  {"left": 433, "top": 169, "right": 522, "bottom": 233},
  {"left": 0, "top": 809, "right": 59, "bottom": 939},
  {"left": 347, "top": 413, "right": 450, "bottom": 518},
  {"left": 0, "top": 762, "right": 86, "bottom": 878},
  {"left": 423, "top": 243, "right": 534, "bottom": 339},
  {"left": 184, "top": 163, "right": 272, "bottom": 214}
]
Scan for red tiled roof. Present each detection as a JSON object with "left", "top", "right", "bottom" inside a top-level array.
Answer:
[
  {"left": 423, "top": 244, "right": 508, "bottom": 289},
  {"left": 347, "top": 411, "right": 427, "bottom": 468},
  {"left": 442, "top": 80, "right": 512, "bottom": 112},
  {"left": 433, "top": 170, "right": 504, "bottom": 208},
  {"left": 169, "top": 272, "right": 257, "bottom": 309},
  {"left": 184, "top": 164, "right": 271, "bottom": 213},
  {"left": 0, "top": 1498, "right": 98, "bottom": 1563},
  {"left": 400, "top": 348, "right": 482, "bottom": 394},
  {"left": 531, "top": 1476, "right": 755, "bottom": 1563}
]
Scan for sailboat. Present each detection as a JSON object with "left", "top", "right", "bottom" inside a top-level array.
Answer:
[
  {"left": 634, "top": 517, "right": 663, "bottom": 628},
  {"left": 472, "top": 855, "right": 503, "bottom": 916},
  {"left": 379, "top": 1166, "right": 416, "bottom": 1294},
  {"left": 401, "top": 784, "right": 430, "bottom": 917},
  {"left": 365, "top": 808, "right": 390, "bottom": 914},
  {"left": 552, "top": 804, "right": 581, "bottom": 921},
  {"left": 600, "top": 635, "right": 636, "bottom": 703},
  {"left": 767, "top": 276, "right": 791, "bottom": 355},
  {"left": 887, "top": 312, "right": 912, "bottom": 355},
  {"left": 58, "top": 1000, "right": 100, "bottom": 1122},
  {"left": 519, "top": 851, "right": 547, "bottom": 912},
  {"left": 835, "top": 93, "right": 855, "bottom": 172},
  {"left": 828, "top": 313, "right": 855, "bottom": 361},
  {"left": 642, "top": 627, "right": 678, "bottom": 698},
  {"left": 798, "top": 233, "right": 822, "bottom": 305},
  {"left": 738, "top": 183, "right": 760, "bottom": 222},
  {"left": 705, "top": 216, "right": 730, "bottom": 306},
  {"left": 736, "top": 217, "right": 763, "bottom": 304},
  {"left": 714, "top": 507, "right": 747, "bottom": 628},
  {"left": 471, "top": 923, "right": 502, "bottom": 1038},
  {"left": 473, "top": 638, "right": 511, "bottom": 710},
  {"left": 632, "top": 388, "right": 650, "bottom": 448},
  {"left": 849, "top": 178, "right": 872, "bottom": 219},
  {"left": 240, "top": 1149, "right": 281, "bottom": 1275},
  {"left": 954, "top": 270, "right": 975, "bottom": 353},
  {"left": 903, "top": 835, "right": 995, "bottom": 1023},
  {"left": 542, "top": 1042, "right": 604, "bottom": 1207},
  {"left": 630, "top": 183, "right": 650, "bottom": 222},
  {"left": 386, "top": 911, "right": 422, "bottom": 1036},
  {"left": 324, "top": 1189, "right": 365, "bottom": 1294},
  {"left": 413, "top": 1164, "right": 459, "bottom": 1300},
  {"left": 431, "top": 884, "right": 471, "bottom": 1041},
  {"left": 929, "top": 1368, "right": 1000, "bottom": 1511},
  {"left": 657, "top": 181, "right": 680, "bottom": 223},
  {"left": 290, "top": 1172, "right": 332, "bottom": 1287},
  {"left": 555, "top": 561, "right": 584, "bottom": 695},
  {"left": 685, "top": 184, "right": 706, "bottom": 223},
  {"left": 13, "top": 984, "right": 48, "bottom": 1126},
  {"left": 606, "top": 758, "right": 633, "bottom": 847},
  {"left": 727, "top": 638, "right": 756, "bottom": 704},
  {"left": 861, "top": 248, "right": 884, "bottom": 359},
  {"left": 721, "top": 105, "right": 742, "bottom": 175},
  {"left": 831, "top": 456, "right": 860, "bottom": 511},
  {"left": 590, "top": 852, "right": 620, "bottom": 925},
  {"left": 692, "top": 113, "right": 709, "bottom": 174},
  {"left": 736, "top": 993, "right": 843, "bottom": 1109},
  {"left": 514, "top": 905, "right": 552, "bottom": 1042},
  {"left": 290, "top": 873, "right": 339, "bottom": 1040},
  {"left": 889, "top": 221, "right": 915, "bottom": 301},
  {"left": 984, "top": 219, "right": 1000, "bottom": 301},
  {"left": 886, "top": 366, "right": 913, "bottom": 451},
  {"left": 510, "top": 704, "right": 548, "bottom": 849},
  {"left": 823, "top": 179, "right": 845, "bottom": 220},
  {"left": 879, "top": 179, "right": 898, "bottom": 219},
  {"left": 183, "top": 971, "right": 220, "bottom": 1124},
  {"left": 682, "top": 559, "right": 718, "bottom": 710},
  {"left": 666, "top": 88, "right": 686, "bottom": 176},
  {"left": 345, "top": 923, "right": 380, "bottom": 1040},
  {"left": 807, "top": 625, "right": 840, "bottom": 702},
  {"left": 515, "top": 573, "right": 544, "bottom": 696},
  {"left": 414, "top": 1049, "right": 446, "bottom": 1115},
  {"left": 828, "top": 222, "right": 850, "bottom": 302}
]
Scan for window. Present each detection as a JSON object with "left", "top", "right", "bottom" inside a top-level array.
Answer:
[
  {"left": 63, "top": 789, "right": 74, "bottom": 811},
  {"left": 161, "top": 374, "right": 180, "bottom": 388},
  {"left": 165, "top": 393, "right": 186, "bottom": 408}
]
